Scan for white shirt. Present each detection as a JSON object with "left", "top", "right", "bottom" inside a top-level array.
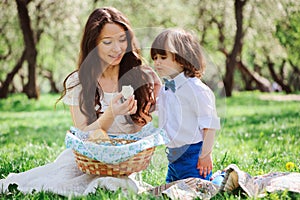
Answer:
[
  {"left": 157, "top": 72, "right": 220, "bottom": 148},
  {"left": 62, "top": 72, "right": 136, "bottom": 134}
]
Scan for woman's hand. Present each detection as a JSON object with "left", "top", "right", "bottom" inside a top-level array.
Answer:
[{"left": 110, "top": 93, "right": 137, "bottom": 116}]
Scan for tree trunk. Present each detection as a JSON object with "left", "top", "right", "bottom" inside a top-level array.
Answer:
[
  {"left": 0, "top": 50, "right": 26, "bottom": 98},
  {"left": 288, "top": 60, "right": 300, "bottom": 91},
  {"left": 223, "top": 0, "right": 247, "bottom": 97},
  {"left": 16, "top": 0, "right": 39, "bottom": 99},
  {"left": 239, "top": 69, "right": 254, "bottom": 90},
  {"left": 237, "top": 61, "right": 272, "bottom": 92},
  {"left": 267, "top": 57, "right": 292, "bottom": 93},
  {"left": 40, "top": 69, "right": 59, "bottom": 93}
]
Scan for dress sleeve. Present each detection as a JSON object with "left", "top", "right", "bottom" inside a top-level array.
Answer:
[
  {"left": 196, "top": 89, "right": 221, "bottom": 130},
  {"left": 62, "top": 72, "right": 81, "bottom": 106}
]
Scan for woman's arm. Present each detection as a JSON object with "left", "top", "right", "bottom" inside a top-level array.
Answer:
[
  {"left": 69, "top": 105, "right": 114, "bottom": 132},
  {"left": 69, "top": 93, "right": 137, "bottom": 131}
]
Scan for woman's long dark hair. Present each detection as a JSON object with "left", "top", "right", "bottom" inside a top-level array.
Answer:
[{"left": 59, "top": 7, "right": 154, "bottom": 126}]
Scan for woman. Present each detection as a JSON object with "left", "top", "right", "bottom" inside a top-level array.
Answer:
[
  {"left": 62, "top": 7, "right": 161, "bottom": 134},
  {"left": 0, "top": 7, "right": 161, "bottom": 196}
]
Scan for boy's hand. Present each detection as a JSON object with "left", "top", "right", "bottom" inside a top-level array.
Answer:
[
  {"left": 197, "top": 154, "right": 213, "bottom": 178},
  {"left": 197, "top": 128, "right": 215, "bottom": 178}
]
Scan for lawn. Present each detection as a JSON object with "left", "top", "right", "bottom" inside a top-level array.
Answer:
[{"left": 0, "top": 92, "right": 299, "bottom": 199}]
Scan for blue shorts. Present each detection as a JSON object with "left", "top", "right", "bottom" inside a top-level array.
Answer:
[{"left": 165, "top": 141, "right": 212, "bottom": 183}]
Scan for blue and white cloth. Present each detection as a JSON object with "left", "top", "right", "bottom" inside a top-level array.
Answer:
[{"left": 65, "top": 122, "right": 170, "bottom": 164}]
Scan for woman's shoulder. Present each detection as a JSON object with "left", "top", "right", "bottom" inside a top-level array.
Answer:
[
  {"left": 140, "top": 65, "right": 156, "bottom": 73},
  {"left": 65, "top": 71, "right": 80, "bottom": 88},
  {"left": 62, "top": 71, "right": 81, "bottom": 106},
  {"left": 140, "top": 65, "right": 161, "bottom": 83}
]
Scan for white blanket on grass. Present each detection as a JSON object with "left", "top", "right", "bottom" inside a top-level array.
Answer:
[
  {"left": 0, "top": 122, "right": 168, "bottom": 196},
  {"left": 0, "top": 148, "right": 149, "bottom": 196},
  {"left": 2, "top": 156, "right": 299, "bottom": 199}
]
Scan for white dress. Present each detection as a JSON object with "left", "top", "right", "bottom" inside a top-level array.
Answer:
[{"left": 0, "top": 73, "right": 146, "bottom": 196}]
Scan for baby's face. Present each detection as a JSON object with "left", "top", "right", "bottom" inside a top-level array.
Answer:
[{"left": 152, "top": 51, "right": 183, "bottom": 79}]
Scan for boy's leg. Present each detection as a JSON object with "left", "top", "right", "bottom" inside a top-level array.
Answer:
[
  {"left": 170, "top": 142, "right": 212, "bottom": 181},
  {"left": 165, "top": 146, "right": 184, "bottom": 183},
  {"left": 165, "top": 162, "right": 178, "bottom": 183}
]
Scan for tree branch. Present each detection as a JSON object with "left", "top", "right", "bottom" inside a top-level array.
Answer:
[
  {"left": 0, "top": 21, "right": 12, "bottom": 60},
  {"left": 0, "top": 49, "right": 26, "bottom": 98}
]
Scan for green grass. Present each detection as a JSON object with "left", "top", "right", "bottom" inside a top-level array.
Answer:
[
  {"left": 214, "top": 92, "right": 299, "bottom": 174},
  {"left": 0, "top": 92, "right": 299, "bottom": 199}
]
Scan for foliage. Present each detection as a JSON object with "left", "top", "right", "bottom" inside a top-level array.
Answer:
[
  {"left": 1, "top": 0, "right": 300, "bottom": 94},
  {"left": 275, "top": 11, "right": 300, "bottom": 66},
  {"left": 0, "top": 1, "right": 23, "bottom": 81},
  {"left": 0, "top": 92, "right": 299, "bottom": 199},
  {"left": 0, "top": 0, "right": 85, "bottom": 93}
]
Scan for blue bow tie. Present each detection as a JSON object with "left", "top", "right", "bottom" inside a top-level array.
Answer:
[{"left": 163, "top": 78, "right": 176, "bottom": 92}]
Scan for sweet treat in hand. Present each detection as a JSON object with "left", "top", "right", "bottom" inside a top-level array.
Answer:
[{"left": 121, "top": 85, "right": 134, "bottom": 99}]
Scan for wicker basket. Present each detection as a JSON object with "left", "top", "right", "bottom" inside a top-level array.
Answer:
[{"left": 73, "top": 139, "right": 155, "bottom": 177}]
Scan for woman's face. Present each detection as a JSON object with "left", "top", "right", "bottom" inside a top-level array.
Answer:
[{"left": 97, "top": 23, "right": 128, "bottom": 66}]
